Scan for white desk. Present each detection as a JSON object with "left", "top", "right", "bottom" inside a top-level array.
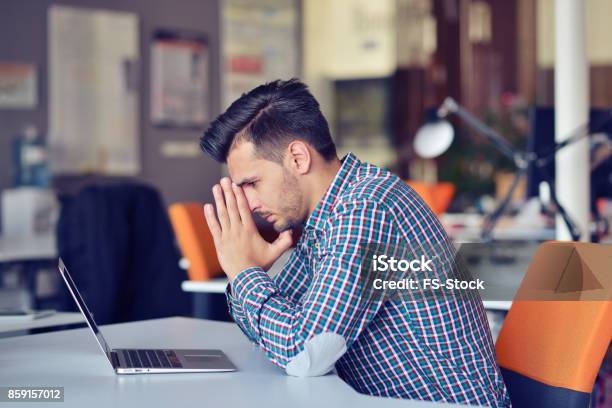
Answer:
[
  {"left": 182, "top": 249, "right": 292, "bottom": 295},
  {"left": 0, "top": 233, "right": 57, "bottom": 263},
  {"left": 482, "top": 301, "right": 512, "bottom": 311},
  {"left": 0, "top": 317, "right": 465, "bottom": 407},
  {"left": 440, "top": 213, "right": 556, "bottom": 242},
  {"left": 0, "top": 233, "right": 58, "bottom": 311},
  {"left": 0, "top": 312, "right": 84, "bottom": 336},
  {"left": 182, "top": 250, "right": 515, "bottom": 312},
  {"left": 181, "top": 277, "right": 228, "bottom": 294},
  {"left": 183, "top": 281, "right": 513, "bottom": 312}
]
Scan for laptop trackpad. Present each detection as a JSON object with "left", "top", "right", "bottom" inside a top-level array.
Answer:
[{"left": 184, "top": 355, "right": 222, "bottom": 363}]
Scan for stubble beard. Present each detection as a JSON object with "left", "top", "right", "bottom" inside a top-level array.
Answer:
[{"left": 273, "top": 168, "right": 303, "bottom": 233}]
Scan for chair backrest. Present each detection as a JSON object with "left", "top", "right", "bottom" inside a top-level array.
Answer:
[
  {"left": 496, "top": 241, "right": 612, "bottom": 408},
  {"left": 405, "top": 181, "right": 437, "bottom": 213},
  {"left": 404, "top": 181, "right": 456, "bottom": 215},
  {"left": 57, "top": 183, "right": 191, "bottom": 324},
  {"left": 168, "top": 202, "right": 222, "bottom": 281},
  {"left": 430, "top": 182, "right": 455, "bottom": 214}
]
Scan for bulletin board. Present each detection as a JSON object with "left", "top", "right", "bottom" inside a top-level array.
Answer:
[
  {"left": 48, "top": 5, "right": 140, "bottom": 175},
  {"left": 151, "top": 30, "right": 210, "bottom": 128},
  {"left": 221, "top": 0, "right": 299, "bottom": 109}
]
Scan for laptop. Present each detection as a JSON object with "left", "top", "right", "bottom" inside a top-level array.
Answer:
[{"left": 57, "top": 258, "right": 236, "bottom": 374}]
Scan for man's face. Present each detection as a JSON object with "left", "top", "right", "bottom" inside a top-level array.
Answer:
[{"left": 227, "top": 141, "right": 304, "bottom": 232}]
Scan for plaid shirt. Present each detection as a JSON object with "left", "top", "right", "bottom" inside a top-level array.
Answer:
[{"left": 227, "top": 153, "right": 510, "bottom": 406}]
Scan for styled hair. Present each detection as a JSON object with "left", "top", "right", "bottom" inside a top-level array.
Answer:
[{"left": 200, "top": 79, "right": 337, "bottom": 163}]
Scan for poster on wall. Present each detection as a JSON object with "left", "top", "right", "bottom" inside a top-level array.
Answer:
[
  {"left": 151, "top": 30, "right": 209, "bottom": 128},
  {"left": 48, "top": 5, "right": 140, "bottom": 175},
  {"left": 221, "top": 0, "right": 299, "bottom": 109},
  {"left": 0, "top": 63, "right": 37, "bottom": 109}
]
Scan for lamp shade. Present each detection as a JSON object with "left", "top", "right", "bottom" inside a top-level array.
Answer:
[{"left": 413, "top": 120, "right": 455, "bottom": 159}]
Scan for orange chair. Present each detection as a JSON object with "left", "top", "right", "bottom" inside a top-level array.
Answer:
[
  {"left": 168, "top": 202, "right": 223, "bottom": 281},
  {"left": 404, "top": 181, "right": 456, "bottom": 216},
  {"left": 496, "top": 241, "right": 612, "bottom": 407},
  {"left": 430, "top": 182, "right": 455, "bottom": 214}
]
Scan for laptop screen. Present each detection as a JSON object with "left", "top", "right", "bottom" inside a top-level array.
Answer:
[{"left": 57, "top": 258, "right": 114, "bottom": 368}]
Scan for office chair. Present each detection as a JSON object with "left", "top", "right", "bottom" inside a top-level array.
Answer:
[
  {"left": 57, "top": 183, "right": 191, "bottom": 324},
  {"left": 404, "top": 181, "right": 456, "bottom": 215},
  {"left": 168, "top": 202, "right": 223, "bottom": 281},
  {"left": 496, "top": 241, "right": 612, "bottom": 408},
  {"left": 430, "top": 182, "right": 456, "bottom": 214}
]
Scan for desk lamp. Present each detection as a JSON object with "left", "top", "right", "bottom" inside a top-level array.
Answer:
[{"left": 414, "top": 97, "right": 611, "bottom": 241}]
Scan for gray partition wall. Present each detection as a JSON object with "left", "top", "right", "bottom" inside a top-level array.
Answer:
[{"left": 0, "top": 0, "right": 222, "bottom": 205}]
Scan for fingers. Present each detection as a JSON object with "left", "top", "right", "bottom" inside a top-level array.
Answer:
[
  {"left": 270, "top": 229, "right": 293, "bottom": 258},
  {"left": 232, "top": 182, "right": 256, "bottom": 229},
  {"left": 212, "top": 183, "right": 230, "bottom": 231},
  {"left": 220, "top": 177, "right": 241, "bottom": 226},
  {"left": 203, "top": 204, "right": 221, "bottom": 245}
]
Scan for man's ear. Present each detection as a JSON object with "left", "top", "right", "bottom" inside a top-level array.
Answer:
[{"left": 286, "top": 141, "right": 312, "bottom": 175}]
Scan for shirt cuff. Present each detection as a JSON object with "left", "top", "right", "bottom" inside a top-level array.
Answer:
[
  {"left": 225, "top": 282, "right": 243, "bottom": 320},
  {"left": 225, "top": 281, "right": 259, "bottom": 343},
  {"left": 231, "top": 266, "right": 277, "bottom": 312}
]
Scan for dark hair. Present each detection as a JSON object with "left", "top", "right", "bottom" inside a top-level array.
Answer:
[{"left": 200, "top": 79, "right": 337, "bottom": 163}]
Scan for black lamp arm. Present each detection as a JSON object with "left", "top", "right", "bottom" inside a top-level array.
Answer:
[
  {"left": 434, "top": 97, "right": 607, "bottom": 242},
  {"left": 535, "top": 109, "right": 612, "bottom": 168},
  {"left": 535, "top": 165, "right": 582, "bottom": 241},
  {"left": 481, "top": 167, "right": 527, "bottom": 241},
  {"left": 439, "top": 97, "right": 519, "bottom": 164}
]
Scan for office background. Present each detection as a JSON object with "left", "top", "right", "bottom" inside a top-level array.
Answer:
[
  {"left": 0, "top": 0, "right": 223, "bottom": 204},
  {"left": 0, "top": 1, "right": 611, "bottom": 406}
]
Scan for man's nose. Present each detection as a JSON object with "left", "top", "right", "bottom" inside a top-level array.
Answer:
[{"left": 243, "top": 189, "right": 260, "bottom": 213}]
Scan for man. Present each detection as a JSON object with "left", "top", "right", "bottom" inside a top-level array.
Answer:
[{"left": 200, "top": 79, "right": 510, "bottom": 406}]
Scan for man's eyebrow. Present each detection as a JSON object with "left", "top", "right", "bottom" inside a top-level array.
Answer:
[{"left": 235, "top": 176, "right": 257, "bottom": 187}]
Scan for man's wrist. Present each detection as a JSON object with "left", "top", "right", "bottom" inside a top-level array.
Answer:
[
  {"left": 230, "top": 266, "right": 275, "bottom": 308},
  {"left": 227, "top": 262, "right": 259, "bottom": 281}
]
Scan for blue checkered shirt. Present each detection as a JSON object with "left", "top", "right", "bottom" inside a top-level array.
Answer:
[{"left": 227, "top": 153, "right": 510, "bottom": 406}]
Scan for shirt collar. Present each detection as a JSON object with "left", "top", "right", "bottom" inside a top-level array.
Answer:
[{"left": 304, "top": 152, "right": 361, "bottom": 232}]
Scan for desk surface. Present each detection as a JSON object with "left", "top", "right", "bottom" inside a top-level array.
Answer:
[
  {"left": 181, "top": 249, "right": 291, "bottom": 294},
  {"left": 0, "top": 317, "right": 465, "bottom": 407},
  {"left": 440, "top": 213, "right": 556, "bottom": 242},
  {"left": 181, "top": 247, "right": 516, "bottom": 311},
  {"left": 0, "top": 233, "right": 57, "bottom": 263},
  {"left": 0, "top": 312, "right": 84, "bottom": 335},
  {"left": 182, "top": 279, "right": 512, "bottom": 311},
  {"left": 181, "top": 278, "right": 228, "bottom": 294}
]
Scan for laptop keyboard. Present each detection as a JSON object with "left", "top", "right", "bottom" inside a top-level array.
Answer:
[{"left": 120, "top": 349, "right": 182, "bottom": 369}]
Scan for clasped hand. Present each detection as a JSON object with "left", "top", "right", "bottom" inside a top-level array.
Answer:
[{"left": 203, "top": 177, "right": 293, "bottom": 281}]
